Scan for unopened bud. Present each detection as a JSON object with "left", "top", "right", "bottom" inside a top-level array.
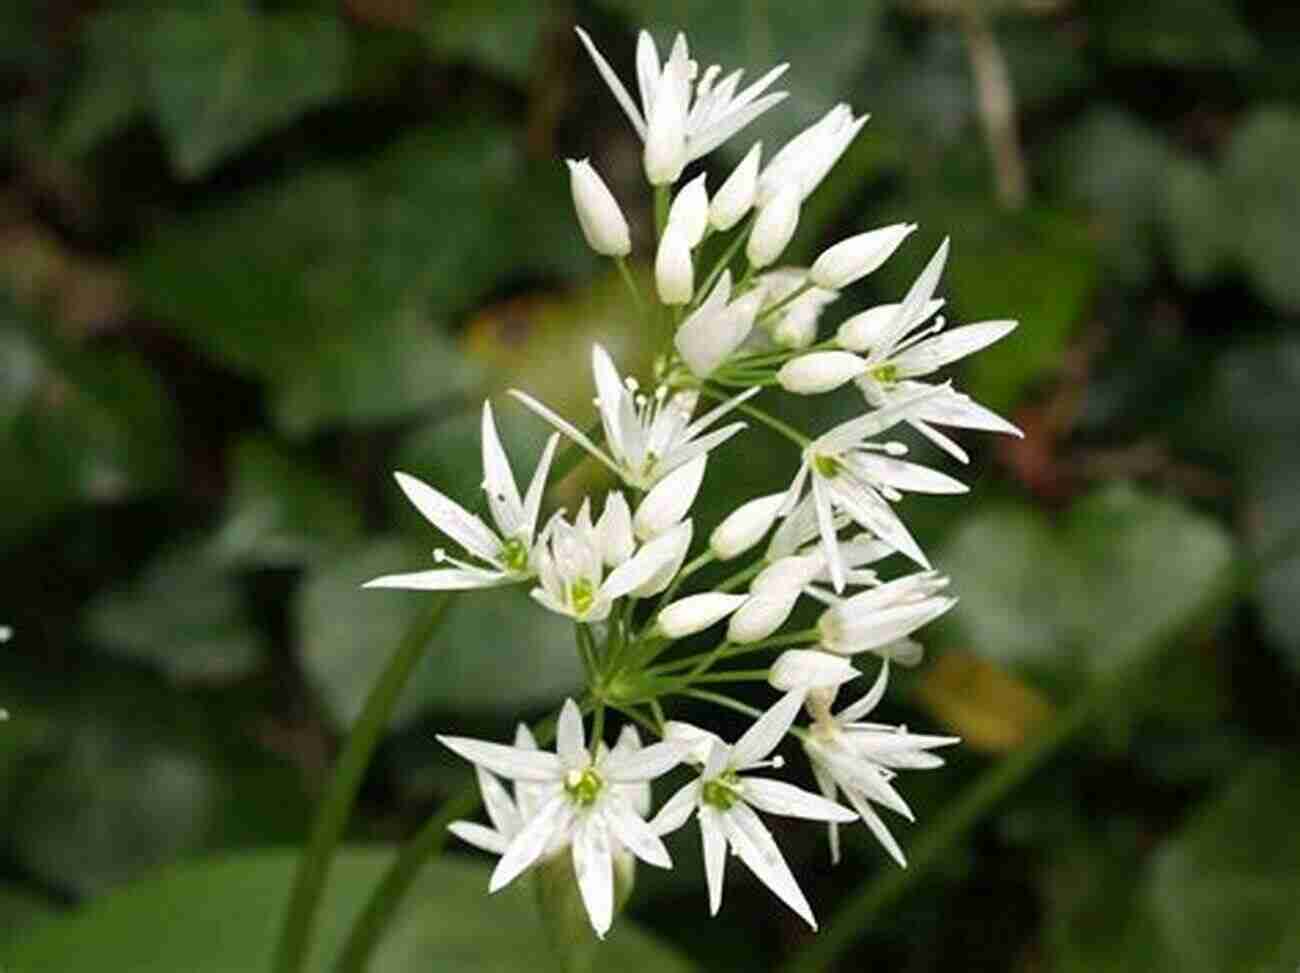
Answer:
[
  {"left": 667, "top": 173, "right": 709, "bottom": 247},
  {"left": 655, "top": 223, "right": 694, "bottom": 305},
  {"left": 634, "top": 456, "right": 706, "bottom": 541},
  {"left": 810, "top": 223, "right": 916, "bottom": 289},
  {"left": 566, "top": 159, "right": 631, "bottom": 257},
  {"left": 709, "top": 142, "right": 761, "bottom": 231},
  {"left": 769, "top": 649, "right": 859, "bottom": 692},
  {"left": 777, "top": 351, "right": 867, "bottom": 395},
  {"left": 658, "top": 593, "right": 749, "bottom": 638},
  {"left": 710, "top": 493, "right": 785, "bottom": 559},
  {"left": 746, "top": 184, "right": 801, "bottom": 269}
]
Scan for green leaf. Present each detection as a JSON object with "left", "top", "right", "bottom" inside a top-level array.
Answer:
[
  {"left": 56, "top": 9, "right": 151, "bottom": 156},
  {"left": 0, "top": 667, "right": 306, "bottom": 896},
  {"left": 1223, "top": 108, "right": 1300, "bottom": 313},
  {"left": 1048, "top": 758, "right": 1300, "bottom": 973},
  {"left": 3, "top": 849, "right": 695, "bottom": 972},
  {"left": 1160, "top": 156, "right": 1228, "bottom": 287},
  {"left": 937, "top": 484, "right": 1234, "bottom": 693},
  {"left": 146, "top": 7, "right": 349, "bottom": 179},
  {"left": 296, "top": 540, "right": 583, "bottom": 729},
  {"left": 421, "top": 0, "right": 545, "bottom": 83},
  {"left": 82, "top": 541, "right": 266, "bottom": 681},
  {"left": 0, "top": 297, "right": 178, "bottom": 542},
  {"left": 1092, "top": 0, "right": 1255, "bottom": 67},
  {"left": 212, "top": 437, "right": 362, "bottom": 567},
  {"left": 0, "top": 884, "right": 56, "bottom": 947}
]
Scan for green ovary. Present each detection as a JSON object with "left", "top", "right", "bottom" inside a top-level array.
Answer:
[
  {"left": 701, "top": 776, "right": 740, "bottom": 811},
  {"left": 870, "top": 362, "right": 899, "bottom": 384},
  {"left": 564, "top": 767, "right": 604, "bottom": 806},
  {"left": 499, "top": 536, "right": 530, "bottom": 573},
  {"left": 813, "top": 453, "right": 843, "bottom": 478},
  {"left": 569, "top": 577, "right": 596, "bottom": 616}
]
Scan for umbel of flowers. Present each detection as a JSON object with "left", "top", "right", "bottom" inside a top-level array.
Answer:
[{"left": 366, "top": 24, "right": 1020, "bottom": 940}]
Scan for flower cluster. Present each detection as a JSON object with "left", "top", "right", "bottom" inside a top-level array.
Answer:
[{"left": 367, "top": 25, "right": 1020, "bottom": 939}]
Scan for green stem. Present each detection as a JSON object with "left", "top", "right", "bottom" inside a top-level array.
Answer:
[
  {"left": 756, "top": 279, "right": 814, "bottom": 324},
  {"left": 693, "top": 214, "right": 756, "bottom": 307},
  {"left": 273, "top": 598, "right": 449, "bottom": 973},
  {"left": 701, "top": 386, "right": 810, "bottom": 448},
  {"left": 615, "top": 257, "right": 645, "bottom": 314},
  {"left": 654, "top": 185, "right": 670, "bottom": 239},
  {"left": 717, "top": 561, "right": 764, "bottom": 594},
  {"left": 681, "top": 688, "right": 765, "bottom": 720},
  {"left": 649, "top": 629, "right": 817, "bottom": 677},
  {"left": 777, "top": 551, "right": 1253, "bottom": 973},
  {"left": 683, "top": 668, "right": 771, "bottom": 684},
  {"left": 657, "top": 551, "right": 717, "bottom": 610}
]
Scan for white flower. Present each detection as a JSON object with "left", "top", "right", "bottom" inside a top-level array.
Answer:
[
  {"left": 566, "top": 158, "right": 631, "bottom": 257},
  {"left": 816, "top": 572, "right": 955, "bottom": 659},
  {"left": 634, "top": 455, "right": 707, "bottom": 541},
  {"left": 757, "top": 104, "right": 868, "bottom": 206},
  {"left": 439, "top": 700, "right": 686, "bottom": 937},
  {"left": 674, "top": 270, "right": 764, "bottom": 378},
  {"left": 709, "top": 491, "right": 786, "bottom": 560},
  {"left": 768, "top": 649, "right": 860, "bottom": 692},
  {"left": 651, "top": 691, "right": 856, "bottom": 928},
  {"left": 449, "top": 724, "right": 556, "bottom": 856},
  {"left": 531, "top": 499, "right": 691, "bottom": 622},
  {"left": 783, "top": 390, "right": 967, "bottom": 588},
  {"left": 657, "top": 592, "right": 749, "bottom": 638},
  {"left": 747, "top": 183, "right": 801, "bottom": 269},
  {"left": 841, "top": 240, "right": 1021, "bottom": 463},
  {"left": 777, "top": 350, "right": 867, "bottom": 395},
  {"left": 655, "top": 222, "right": 694, "bottom": 304},
  {"left": 575, "top": 27, "right": 788, "bottom": 183},
  {"left": 709, "top": 142, "right": 761, "bottom": 231},
  {"left": 809, "top": 223, "right": 916, "bottom": 289},
  {"left": 754, "top": 268, "right": 839, "bottom": 349},
  {"left": 804, "top": 662, "right": 959, "bottom": 865},
  {"left": 511, "top": 344, "right": 758, "bottom": 490},
  {"left": 667, "top": 172, "right": 710, "bottom": 247},
  {"left": 364, "top": 402, "right": 558, "bottom": 591}
]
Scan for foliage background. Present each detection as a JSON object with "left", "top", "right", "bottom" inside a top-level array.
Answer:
[{"left": 2, "top": 0, "right": 1299, "bottom": 969}]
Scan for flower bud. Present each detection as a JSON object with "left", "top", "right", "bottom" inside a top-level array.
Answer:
[
  {"left": 835, "top": 298, "right": 945, "bottom": 352},
  {"left": 667, "top": 172, "right": 709, "bottom": 247},
  {"left": 777, "top": 351, "right": 867, "bottom": 395},
  {"left": 709, "top": 142, "right": 761, "bottom": 231},
  {"left": 674, "top": 286, "right": 761, "bottom": 378},
  {"left": 634, "top": 456, "right": 706, "bottom": 541},
  {"left": 644, "top": 60, "right": 688, "bottom": 185},
  {"left": 746, "top": 183, "right": 801, "bottom": 269},
  {"left": 769, "top": 649, "right": 859, "bottom": 692},
  {"left": 810, "top": 223, "right": 916, "bottom": 289},
  {"left": 658, "top": 592, "right": 748, "bottom": 638},
  {"left": 752, "top": 554, "right": 821, "bottom": 595},
  {"left": 710, "top": 492, "right": 785, "bottom": 559},
  {"left": 727, "top": 588, "right": 800, "bottom": 643},
  {"left": 629, "top": 520, "right": 694, "bottom": 598},
  {"left": 566, "top": 158, "right": 631, "bottom": 257},
  {"left": 655, "top": 223, "right": 694, "bottom": 305},
  {"left": 596, "top": 490, "right": 635, "bottom": 567}
]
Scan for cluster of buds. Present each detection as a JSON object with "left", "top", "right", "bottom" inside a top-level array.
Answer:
[{"left": 367, "top": 25, "right": 1021, "bottom": 940}]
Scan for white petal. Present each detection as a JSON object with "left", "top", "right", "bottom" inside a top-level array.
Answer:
[
  {"left": 892, "top": 320, "right": 1018, "bottom": 377},
  {"left": 480, "top": 401, "right": 525, "bottom": 538},
  {"left": 571, "top": 813, "right": 615, "bottom": 937},
  {"left": 557, "top": 698, "right": 588, "bottom": 770},
  {"left": 476, "top": 765, "right": 522, "bottom": 839},
  {"left": 746, "top": 184, "right": 801, "bottom": 269},
  {"left": 602, "top": 795, "right": 672, "bottom": 868},
  {"left": 710, "top": 141, "right": 761, "bottom": 231},
  {"left": 742, "top": 777, "right": 858, "bottom": 822},
  {"left": 603, "top": 740, "right": 687, "bottom": 782},
  {"left": 651, "top": 780, "right": 701, "bottom": 836},
  {"left": 362, "top": 568, "right": 509, "bottom": 591},
  {"left": 448, "top": 821, "right": 509, "bottom": 856},
  {"left": 658, "top": 592, "right": 748, "bottom": 638},
  {"left": 822, "top": 600, "right": 954, "bottom": 656},
  {"left": 574, "top": 26, "right": 646, "bottom": 137},
  {"left": 812, "top": 474, "right": 846, "bottom": 592},
  {"left": 835, "top": 659, "right": 890, "bottom": 723},
  {"left": 700, "top": 806, "right": 728, "bottom": 915},
  {"left": 726, "top": 588, "right": 800, "bottom": 644},
  {"left": 393, "top": 472, "right": 500, "bottom": 563},
  {"left": 849, "top": 453, "right": 968, "bottom": 495},
  {"left": 721, "top": 801, "right": 817, "bottom": 929},
  {"left": 839, "top": 782, "right": 907, "bottom": 867},
  {"left": 769, "top": 649, "right": 859, "bottom": 692},
  {"left": 663, "top": 721, "right": 726, "bottom": 766},
  {"left": 489, "top": 794, "right": 573, "bottom": 891},
  {"left": 597, "top": 490, "right": 635, "bottom": 567},
  {"left": 667, "top": 172, "right": 709, "bottom": 247},
  {"left": 635, "top": 455, "right": 706, "bottom": 540},
  {"left": 908, "top": 385, "right": 1023, "bottom": 437},
  {"left": 814, "top": 384, "right": 948, "bottom": 453},
  {"left": 808, "top": 753, "right": 843, "bottom": 864},
  {"left": 675, "top": 289, "right": 761, "bottom": 379},
  {"left": 438, "top": 735, "right": 562, "bottom": 781},
  {"left": 644, "top": 53, "right": 688, "bottom": 185},
  {"left": 731, "top": 688, "right": 803, "bottom": 768},
  {"left": 522, "top": 433, "right": 559, "bottom": 542},
  {"left": 876, "top": 238, "right": 949, "bottom": 353},
  {"left": 827, "top": 475, "right": 930, "bottom": 569},
  {"left": 619, "top": 520, "right": 693, "bottom": 599},
  {"left": 836, "top": 299, "right": 945, "bottom": 353}
]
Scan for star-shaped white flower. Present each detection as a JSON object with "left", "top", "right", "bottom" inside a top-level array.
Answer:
[
  {"left": 783, "top": 390, "right": 967, "bottom": 589},
  {"left": 815, "top": 572, "right": 956, "bottom": 661},
  {"left": 439, "top": 700, "right": 686, "bottom": 938},
  {"left": 575, "top": 27, "right": 788, "bottom": 184},
  {"left": 364, "top": 402, "right": 558, "bottom": 592},
  {"left": 511, "top": 343, "right": 757, "bottom": 490},
  {"left": 803, "top": 662, "right": 959, "bottom": 866},
  {"left": 837, "top": 240, "right": 1022, "bottom": 463},
  {"left": 651, "top": 690, "right": 856, "bottom": 929}
]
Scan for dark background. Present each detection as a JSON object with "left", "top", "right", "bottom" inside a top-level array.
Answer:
[{"left": 2, "top": 1, "right": 1299, "bottom": 970}]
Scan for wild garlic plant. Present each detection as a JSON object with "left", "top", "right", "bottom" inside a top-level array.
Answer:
[{"left": 366, "top": 25, "right": 1021, "bottom": 941}]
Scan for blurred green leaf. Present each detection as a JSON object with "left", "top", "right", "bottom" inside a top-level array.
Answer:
[
  {"left": 56, "top": 9, "right": 151, "bottom": 156},
  {"left": 212, "top": 437, "right": 362, "bottom": 567},
  {"left": 0, "top": 884, "right": 56, "bottom": 947},
  {"left": 421, "top": 0, "right": 545, "bottom": 83},
  {"left": 938, "top": 483, "right": 1234, "bottom": 692},
  {"left": 147, "top": 6, "right": 348, "bottom": 179},
  {"left": 0, "top": 668, "right": 306, "bottom": 896},
  {"left": 83, "top": 542, "right": 266, "bottom": 681},
  {"left": 296, "top": 539, "right": 583, "bottom": 729},
  {"left": 4, "top": 849, "right": 694, "bottom": 972},
  {"left": 0, "top": 298, "right": 178, "bottom": 543},
  {"left": 1049, "top": 757, "right": 1300, "bottom": 973},
  {"left": 1092, "top": 0, "right": 1255, "bottom": 67},
  {"left": 1160, "top": 155, "right": 1228, "bottom": 287},
  {"left": 1223, "top": 108, "right": 1300, "bottom": 313}
]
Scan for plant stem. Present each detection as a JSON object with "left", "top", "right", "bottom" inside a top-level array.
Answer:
[
  {"left": 657, "top": 550, "right": 717, "bottom": 610},
  {"left": 681, "top": 688, "right": 764, "bottom": 720},
  {"left": 716, "top": 561, "right": 764, "bottom": 593},
  {"left": 694, "top": 214, "right": 756, "bottom": 307},
  {"left": 701, "top": 386, "right": 810, "bottom": 447},
  {"left": 685, "top": 668, "right": 772, "bottom": 684},
  {"left": 755, "top": 279, "right": 814, "bottom": 324},
  {"left": 654, "top": 184, "right": 670, "bottom": 238},
  {"left": 615, "top": 257, "right": 645, "bottom": 314},
  {"left": 649, "top": 630, "right": 817, "bottom": 676},
  {"left": 273, "top": 598, "right": 449, "bottom": 973}
]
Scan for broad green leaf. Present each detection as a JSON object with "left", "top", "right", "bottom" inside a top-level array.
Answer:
[
  {"left": 146, "top": 7, "right": 348, "bottom": 179},
  {"left": 938, "top": 484, "right": 1233, "bottom": 693},
  {"left": 1223, "top": 109, "right": 1300, "bottom": 312},
  {"left": 211, "top": 437, "right": 362, "bottom": 567},
  {"left": 1161, "top": 156, "right": 1227, "bottom": 287},
  {"left": 83, "top": 541, "right": 266, "bottom": 681},
  {"left": 296, "top": 539, "right": 583, "bottom": 728},
  {"left": 421, "top": 0, "right": 546, "bottom": 83},
  {"left": 4, "top": 849, "right": 695, "bottom": 972},
  {"left": 0, "top": 666, "right": 306, "bottom": 896}
]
